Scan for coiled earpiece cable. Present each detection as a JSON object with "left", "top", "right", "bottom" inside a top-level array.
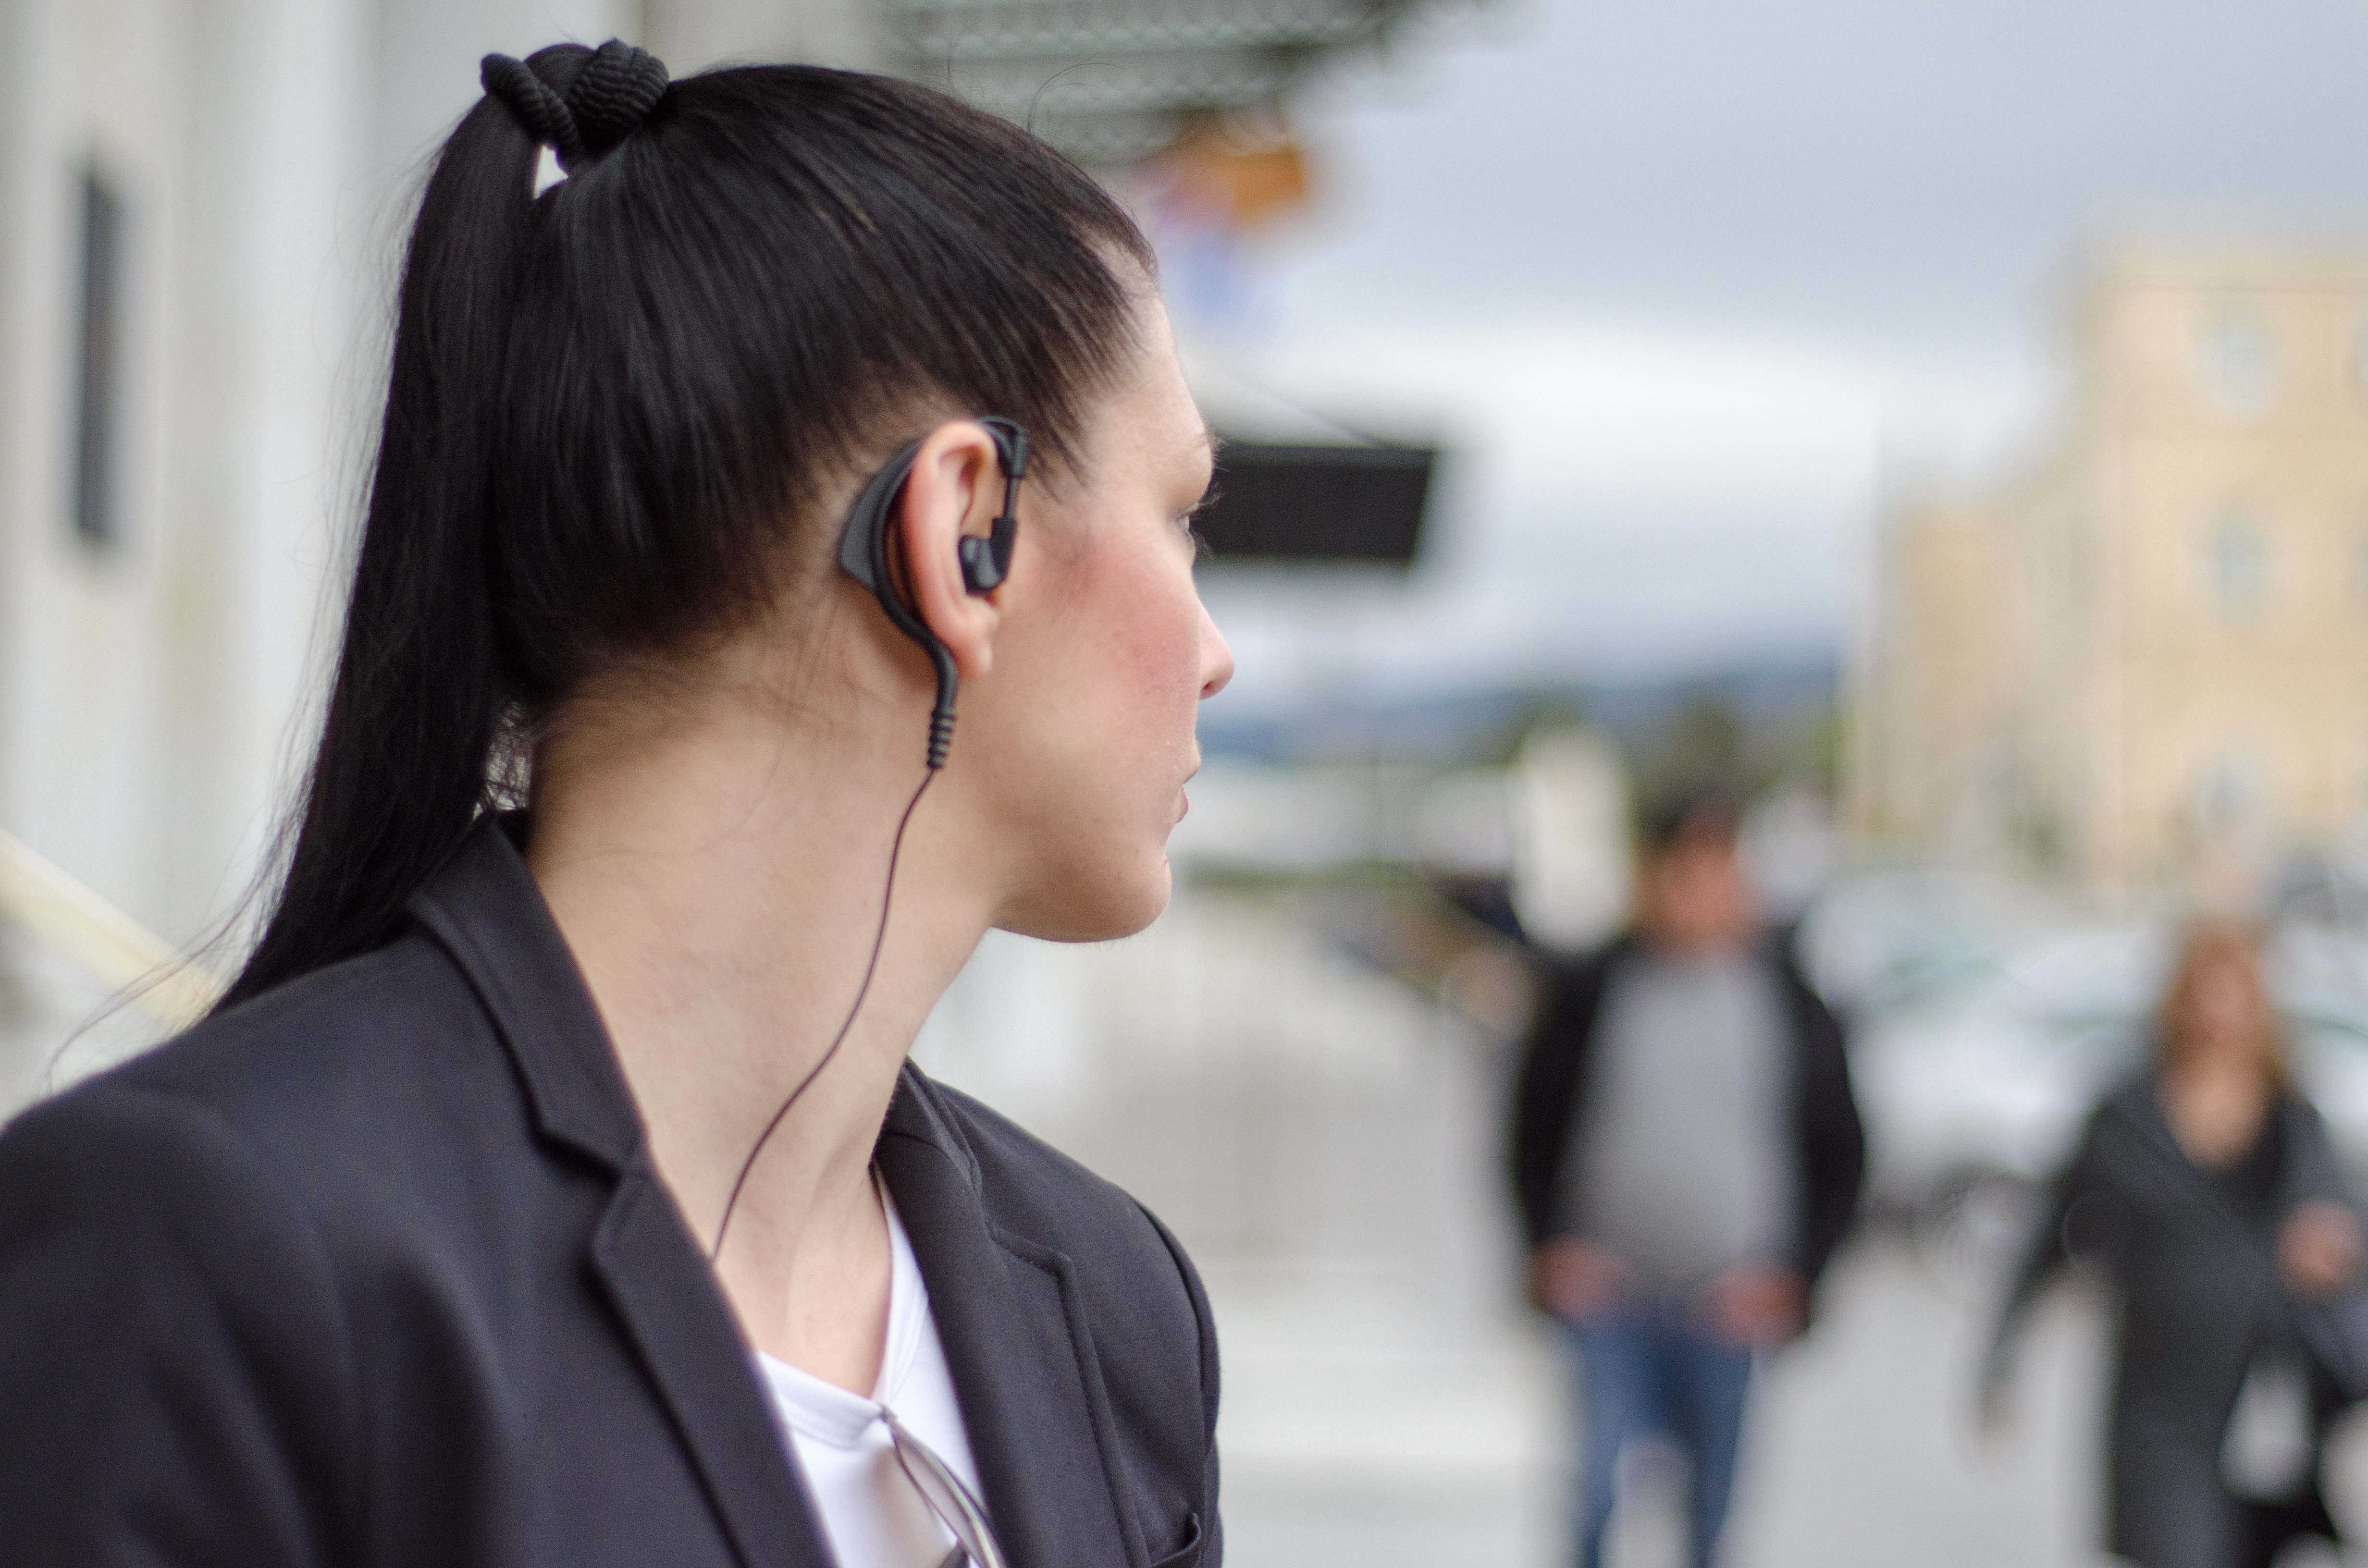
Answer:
[{"left": 706, "top": 419, "right": 1026, "bottom": 1265}]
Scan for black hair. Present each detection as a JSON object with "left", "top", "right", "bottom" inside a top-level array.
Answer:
[
  {"left": 217, "top": 46, "right": 1154, "bottom": 1012},
  {"left": 1638, "top": 788, "right": 1744, "bottom": 858}
]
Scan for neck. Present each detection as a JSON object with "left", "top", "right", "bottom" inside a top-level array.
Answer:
[
  {"left": 526, "top": 693, "right": 987, "bottom": 1379},
  {"left": 2173, "top": 1043, "right": 2269, "bottom": 1091},
  {"left": 1641, "top": 927, "right": 1748, "bottom": 956}
]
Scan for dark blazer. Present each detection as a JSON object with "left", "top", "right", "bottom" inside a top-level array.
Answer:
[
  {"left": 1506, "top": 931, "right": 1866, "bottom": 1297},
  {"left": 0, "top": 821, "right": 1219, "bottom": 1568}
]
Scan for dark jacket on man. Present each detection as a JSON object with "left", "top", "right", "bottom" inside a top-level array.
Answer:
[
  {"left": 1507, "top": 931, "right": 1866, "bottom": 1299},
  {"left": 0, "top": 820, "right": 1219, "bottom": 1568}
]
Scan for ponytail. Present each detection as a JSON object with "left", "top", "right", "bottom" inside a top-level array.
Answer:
[
  {"left": 217, "top": 48, "right": 1152, "bottom": 1012},
  {"left": 216, "top": 94, "right": 541, "bottom": 1010}
]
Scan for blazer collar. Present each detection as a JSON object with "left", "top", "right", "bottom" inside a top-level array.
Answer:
[
  {"left": 408, "top": 819, "right": 831, "bottom": 1568},
  {"left": 409, "top": 821, "right": 1143, "bottom": 1568},
  {"left": 407, "top": 815, "right": 643, "bottom": 1172},
  {"left": 878, "top": 1070, "right": 1147, "bottom": 1568}
]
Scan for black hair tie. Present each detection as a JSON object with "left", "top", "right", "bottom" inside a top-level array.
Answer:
[{"left": 480, "top": 40, "right": 668, "bottom": 172}]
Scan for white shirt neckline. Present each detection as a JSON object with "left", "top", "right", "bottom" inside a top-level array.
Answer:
[
  {"left": 749, "top": 1177, "right": 986, "bottom": 1568},
  {"left": 756, "top": 1176, "right": 929, "bottom": 1448}
]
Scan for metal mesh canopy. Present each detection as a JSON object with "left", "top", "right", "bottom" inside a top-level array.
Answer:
[{"left": 881, "top": 0, "right": 1429, "bottom": 163}]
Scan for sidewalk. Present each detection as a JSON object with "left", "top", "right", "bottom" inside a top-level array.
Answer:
[{"left": 1203, "top": 1236, "right": 2117, "bottom": 1568}]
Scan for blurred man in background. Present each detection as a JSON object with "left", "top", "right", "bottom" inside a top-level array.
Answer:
[{"left": 1509, "top": 795, "right": 1864, "bottom": 1568}]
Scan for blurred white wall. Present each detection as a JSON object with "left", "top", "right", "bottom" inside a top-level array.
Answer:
[
  {"left": 0, "top": 0, "right": 861, "bottom": 952},
  {"left": 0, "top": 0, "right": 373, "bottom": 945},
  {"left": 375, "top": 0, "right": 636, "bottom": 179}
]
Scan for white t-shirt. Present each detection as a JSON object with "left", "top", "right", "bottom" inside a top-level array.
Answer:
[{"left": 753, "top": 1188, "right": 986, "bottom": 1568}]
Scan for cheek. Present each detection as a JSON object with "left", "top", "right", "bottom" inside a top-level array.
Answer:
[
  {"left": 986, "top": 536, "right": 1204, "bottom": 939},
  {"left": 1073, "top": 543, "right": 1203, "bottom": 763}
]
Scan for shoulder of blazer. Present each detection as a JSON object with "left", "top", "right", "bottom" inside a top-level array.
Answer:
[
  {"left": 0, "top": 1071, "right": 369, "bottom": 1566},
  {"left": 23, "top": 932, "right": 505, "bottom": 1160},
  {"left": 7, "top": 927, "right": 565, "bottom": 1321},
  {"left": 0, "top": 935, "right": 501, "bottom": 1567},
  {"left": 880, "top": 1066, "right": 1219, "bottom": 1557},
  {"left": 884, "top": 1066, "right": 1214, "bottom": 1368}
]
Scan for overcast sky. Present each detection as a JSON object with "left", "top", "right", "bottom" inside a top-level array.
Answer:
[{"left": 1188, "top": 0, "right": 2368, "bottom": 716}]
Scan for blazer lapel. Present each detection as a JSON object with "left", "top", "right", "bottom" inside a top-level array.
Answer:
[
  {"left": 410, "top": 821, "right": 830, "bottom": 1568},
  {"left": 877, "top": 1075, "right": 1143, "bottom": 1568},
  {"left": 590, "top": 1165, "right": 833, "bottom": 1568}
]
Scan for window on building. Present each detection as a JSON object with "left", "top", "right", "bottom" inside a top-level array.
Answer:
[
  {"left": 73, "top": 164, "right": 126, "bottom": 549},
  {"left": 2208, "top": 512, "right": 2269, "bottom": 620},
  {"left": 2200, "top": 303, "right": 2276, "bottom": 413}
]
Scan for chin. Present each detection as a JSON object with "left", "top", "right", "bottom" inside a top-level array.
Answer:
[{"left": 1000, "top": 847, "right": 1174, "bottom": 943}]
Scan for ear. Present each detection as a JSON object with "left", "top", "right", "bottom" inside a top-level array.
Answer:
[{"left": 895, "top": 421, "right": 1006, "bottom": 680}]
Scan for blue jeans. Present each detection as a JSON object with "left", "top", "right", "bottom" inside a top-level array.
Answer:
[{"left": 1564, "top": 1305, "right": 1755, "bottom": 1568}]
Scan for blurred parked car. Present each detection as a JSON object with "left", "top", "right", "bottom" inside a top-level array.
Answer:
[{"left": 1793, "top": 869, "right": 2037, "bottom": 1019}]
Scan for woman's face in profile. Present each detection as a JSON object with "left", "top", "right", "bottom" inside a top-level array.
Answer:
[{"left": 964, "top": 293, "right": 1234, "bottom": 942}]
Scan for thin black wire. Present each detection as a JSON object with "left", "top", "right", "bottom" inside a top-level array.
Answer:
[{"left": 708, "top": 768, "right": 937, "bottom": 1262}]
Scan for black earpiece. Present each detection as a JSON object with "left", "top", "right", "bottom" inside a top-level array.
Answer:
[
  {"left": 836, "top": 417, "right": 1029, "bottom": 769},
  {"left": 716, "top": 419, "right": 1027, "bottom": 1262}
]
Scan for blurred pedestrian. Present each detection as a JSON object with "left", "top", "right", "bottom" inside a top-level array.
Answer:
[
  {"left": 0, "top": 43, "right": 1228, "bottom": 1568},
  {"left": 1986, "top": 923, "right": 2366, "bottom": 1568},
  {"left": 1509, "top": 795, "right": 1866, "bottom": 1568}
]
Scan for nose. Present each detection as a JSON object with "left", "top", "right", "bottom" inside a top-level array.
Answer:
[{"left": 1197, "top": 600, "right": 1234, "bottom": 700}]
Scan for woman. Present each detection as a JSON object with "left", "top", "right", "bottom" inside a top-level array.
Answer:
[
  {"left": 0, "top": 40, "right": 1231, "bottom": 1568},
  {"left": 1986, "top": 924, "right": 2364, "bottom": 1568}
]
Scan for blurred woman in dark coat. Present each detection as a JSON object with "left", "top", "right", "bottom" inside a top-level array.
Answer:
[{"left": 1986, "top": 924, "right": 2365, "bottom": 1568}]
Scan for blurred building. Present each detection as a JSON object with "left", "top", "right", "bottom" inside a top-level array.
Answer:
[{"left": 1851, "top": 242, "right": 2368, "bottom": 901}]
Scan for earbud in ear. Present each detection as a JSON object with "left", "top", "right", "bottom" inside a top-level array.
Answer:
[
  {"left": 836, "top": 417, "right": 1029, "bottom": 769},
  {"left": 960, "top": 418, "right": 1028, "bottom": 595},
  {"left": 958, "top": 535, "right": 1006, "bottom": 594}
]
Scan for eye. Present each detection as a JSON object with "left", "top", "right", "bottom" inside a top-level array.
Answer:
[{"left": 1176, "top": 483, "right": 1221, "bottom": 560}]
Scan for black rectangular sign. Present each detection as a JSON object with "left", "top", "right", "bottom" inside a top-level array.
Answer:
[{"left": 1197, "top": 442, "right": 1435, "bottom": 565}]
